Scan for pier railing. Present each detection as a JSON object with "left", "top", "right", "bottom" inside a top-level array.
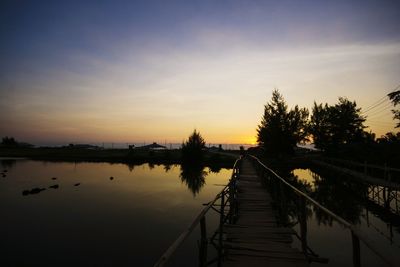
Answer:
[
  {"left": 317, "top": 157, "right": 400, "bottom": 183},
  {"left": 249, "top": 155, "right": 396, "bottom": 267},
  {"left": 153, "top": 157, "right": 241, "bottom": 267}
]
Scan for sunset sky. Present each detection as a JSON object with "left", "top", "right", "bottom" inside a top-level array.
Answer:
[{"left": 1, "top": 0, "right": 400, "bottom": 145}]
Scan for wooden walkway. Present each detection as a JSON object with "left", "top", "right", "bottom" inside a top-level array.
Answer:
[{"left": 223, "top": 158, "right": 309, "bottom": 267}]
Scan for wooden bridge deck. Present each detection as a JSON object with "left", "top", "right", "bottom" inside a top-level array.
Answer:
[{"left": 223, "top": 158, "right": 309, "bottom": 267}]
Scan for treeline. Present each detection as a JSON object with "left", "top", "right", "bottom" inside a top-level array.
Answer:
[
  {"left": 0, "top": 136, "right": 33, "bottom": 148},
  {"left": 256, "top": 90, "right": 400, "bottom": 165}
]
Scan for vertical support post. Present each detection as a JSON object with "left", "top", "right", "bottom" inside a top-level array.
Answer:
[
  {"left": 363, "top": 161, "right": 367, "bottom": 176},
  {"left": 218, "top": 192, "right": 225, "bottom": 267},
  {"left": 383, "top": 187, "right": 387, "bottom": 206},
  {"left": 385, "top": 189, "right": 391, "bottom": 209},
  {"left": 351, "top": 230, "right": 361, "bottom": 267},
  {"left": 384, "top": 163, "right": 387, "bottom": 181},
  {"left": 199, "top": 217, "right": 207, "bottom": 267},
  {"left": 228, "top": 181, "right": 233, "bottom": 224},
  {"left": 279, "top": 180, "right": 286, "bottom": 221},
  {"left": 230, "top": 168, "right": 238, "bottom": 224},
  {"left": 299, "top": 195, "right": 308, "bottom": 253},
  {"left": 390, "top": 223, "right": 393, "bottom": 245}
]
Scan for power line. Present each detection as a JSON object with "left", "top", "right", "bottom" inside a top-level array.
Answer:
[
  {"left": 365, "top": 104, "right": 394, "bottom": 119},
  {"left": 361, "top": 83, "right": 400, "bottom": 114},
  {"left": 367, "top": 120, "right": 395, "bottom": 127},
  {"left": 362, "top": 98, "right": 390, "bottom": 114},
  {"left": 362, "top": 100, "right": 392, "bottom": 115}
]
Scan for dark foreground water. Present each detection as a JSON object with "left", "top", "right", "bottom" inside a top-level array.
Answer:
[
  {"left": 0, "top": 158, "right": 230, "bottom": 266},
  {"left": 1, "top": 158, "right": 399, "bottom": 266}
]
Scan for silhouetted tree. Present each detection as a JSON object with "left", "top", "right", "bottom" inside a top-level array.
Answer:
[
  {"left": 257, "top": 90, "right": 308, "bottom": 155},
  {"left": 181, "top": 129, "right": 206, "bottom": 162},
  {"left": 377, "top": 132, "right": 400, "bottom": 143},
  {"left": 309, "top": 98, "right": 366, "bottom": 151},
  {"left": 1, "top": 136, "right": 18, "bottom": 147},
  {"left": 388, "top": 90, "right": 400, "bottom": 128},
  {"left": 309, "top": 102, "right": 332, "bottom": 150}
]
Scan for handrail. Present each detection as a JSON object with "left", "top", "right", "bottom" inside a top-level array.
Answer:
[
  {"left": 249, "top": 155, "right": 396, "bottom": 267},
  {"left": 153, "top": 157, "right": 241, "bottom": 267},
  {"left": 320, "top": 157, "right": 400, "bottom": 173}
]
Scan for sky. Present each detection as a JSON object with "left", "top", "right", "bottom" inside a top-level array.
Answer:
[{"left": 1, "top": 0, "right": 400, "bottom": 145}]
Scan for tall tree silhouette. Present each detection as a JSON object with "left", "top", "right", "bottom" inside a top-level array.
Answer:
[
  {"left": 181, "top": 129, "right": 206, "bottom": 162},
  {"left": 309, "top": 98, "right": 366, "bottom": 150},
  {"left": 388, "top": 90, "right": 400, "bottom": 128},
  {"left": 257, "top": 90, "right": 308, "bottom": 155}
]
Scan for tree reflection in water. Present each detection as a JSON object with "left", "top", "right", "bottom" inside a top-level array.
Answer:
[
  {"left": 1, "top": 159, "right": 16, "bottom": 170},
  {"left": 310, "top": 167, "right": 368, "bottom": 225},
  {"left": 266, "top": 165, "right": 368, "bottom": 228},
  {"left": 180, "top": 162, "right": 208, "bottom": 196},
  {"left": 163, "top": 163, "right": 172, "bottom": 172},
  {"left": 267, "top": 167, "right": 314, "bottom": 227}
]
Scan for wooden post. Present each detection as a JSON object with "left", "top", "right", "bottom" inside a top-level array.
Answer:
[
  {"left": 364, "top": 161, "right": 367, "bottom": 176},
  {"left": 299, "top": 195, "right": 308, "bottom": 253},
  {"left": 384, "top": 163, "right": 387, "bottom": 181},
  {"left": 228, "top": 181, "right": 234, "bottom": 224},
  {"left": 384, "top": 188, "right": 391, "bottom": 209},
  {"left": 218, "top": 192, "right": 225, "bottom": 267},
  {"left": 351, "top": 230, "right": 361, "bottom": 267},
  {"left": 383, "top": 187, "right": 387, "bottom": 206},
  {"left": 199, "top": 217, "right": 207, "bottom": 267}
]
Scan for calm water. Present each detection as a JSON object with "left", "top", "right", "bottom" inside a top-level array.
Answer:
[
  {"left": 291, "top": 168, "right": 400, "bottom": 266},
  {"left": 0, "top": 158, "right": 231, "bottom": 266},
  {"left": 2, "top": 158, "right": 400, "bottom": 266}
]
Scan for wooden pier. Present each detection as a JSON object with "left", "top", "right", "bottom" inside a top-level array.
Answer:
[
  {"left": 154, "top": 156, "right": 395, "bottom": 267},
  {"left": 223, "top": 158, "right": 308, "bottom": 267}
]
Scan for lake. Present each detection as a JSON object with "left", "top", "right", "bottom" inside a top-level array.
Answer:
[
  {"left": 2, "top": 158, "right": 399, "bottom": 266},
  {"left": 0, "top": 158, "right": 231, "bottom": 266}
]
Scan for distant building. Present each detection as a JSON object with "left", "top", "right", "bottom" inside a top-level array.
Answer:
[
  {"left": 135, "top": 142, "right": 167, "bottom": 150},
  {"left": 208, "top": 146, "right": 220, "bottom": 152},
  {"left": 66, "top": 144, "right": 101, "bottom": 150}
]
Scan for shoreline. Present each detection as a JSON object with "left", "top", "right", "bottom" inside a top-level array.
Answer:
[{"left": 0, "top": 147, "right": 239, "bottom": 168}]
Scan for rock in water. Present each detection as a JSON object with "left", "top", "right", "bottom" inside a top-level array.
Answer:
[
  {"left": 21, "top": 187, "right": 46, "bottom": 196},
  {"left": 30, "top": 188, "right": 46, "bottom": 194}
]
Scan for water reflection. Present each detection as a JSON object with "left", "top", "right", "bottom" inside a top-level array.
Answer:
[
  {"left": 180, "top": 162, "right": 208, "bottom": 196},
  {"left": 290, "top": 167, "right": 371, "bottom": 225},
  {"left": 127, "top": 163, "right": 135, "bottom": 172},
  {"left": 0, "top": 159, "right": 232, "bottom": 266},
  {"left": 279, "top": 165, "right": 400, "bottom": 266},
  {"left": 163, "top": 163, "right": 172, "bottom": 172},
  {"left": 1, "top": 158, "right": 16, "bottom": 170},
  {"left": 11, "top": 159, "right": 222, "bottom": 198},
  {"left": 311, "top": 168, "right": 366, "bottom": 225}
]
